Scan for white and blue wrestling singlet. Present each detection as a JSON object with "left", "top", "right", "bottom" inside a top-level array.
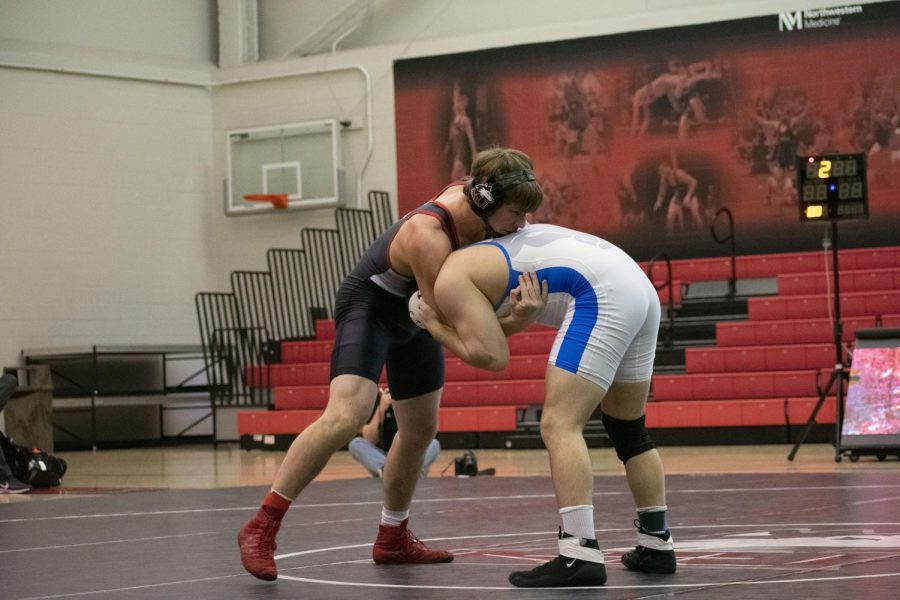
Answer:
[{"left": 483, "top": 224, "right": 660, "bottom": 389}]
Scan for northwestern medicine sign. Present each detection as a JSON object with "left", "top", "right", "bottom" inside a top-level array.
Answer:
[{"left": 779, "top": 5, "right": 865, "bottom": 30}]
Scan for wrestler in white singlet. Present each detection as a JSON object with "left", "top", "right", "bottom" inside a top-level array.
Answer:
[{"left": 481, "top": 223, "right": 660, "bottom": 390}]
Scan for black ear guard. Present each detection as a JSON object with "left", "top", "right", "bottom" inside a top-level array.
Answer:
[{"left": 470, "top": 169, "right": 535, "bottom": 213}]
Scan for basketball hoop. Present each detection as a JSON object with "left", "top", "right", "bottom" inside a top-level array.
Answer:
[{"left": 244, "top": 194, "right": 290, "bottom": 209}]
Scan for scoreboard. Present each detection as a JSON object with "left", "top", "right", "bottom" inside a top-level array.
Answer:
[{"left": 797, "top": 153, "right": 868, "bottom": 222}]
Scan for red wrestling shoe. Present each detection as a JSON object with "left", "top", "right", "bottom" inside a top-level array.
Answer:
[
  {"left": 237, "top": 508, "right": 283, "bottom": 580},
  {"left": 373, "top": 518, "right": 454, "bottom": 564}
]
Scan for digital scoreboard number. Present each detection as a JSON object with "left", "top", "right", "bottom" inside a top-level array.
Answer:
[{"left": 797, "top": 153, "right": 868, "bottom": 222}]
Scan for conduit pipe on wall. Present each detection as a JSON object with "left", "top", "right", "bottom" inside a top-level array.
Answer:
[{"left": 0, "top": 60, "right": 375, "bottom": 206}]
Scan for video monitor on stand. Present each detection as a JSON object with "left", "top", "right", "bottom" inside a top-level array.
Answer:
[{"left": 840, "top": 328, "right": 900, "bottom": 462}]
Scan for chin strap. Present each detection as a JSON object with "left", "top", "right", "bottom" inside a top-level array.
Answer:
[{"left": 465, "top": 193, "right": 503, "bottom": 238}]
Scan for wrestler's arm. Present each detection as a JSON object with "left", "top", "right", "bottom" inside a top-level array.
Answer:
[
  {"left": 396, "top": 215, "right": 455, "bottom": 312},
  {"left": 420, "top": 262, "right": 510, "bottom": 372}
]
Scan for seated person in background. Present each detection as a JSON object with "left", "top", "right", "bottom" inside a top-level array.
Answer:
[
  {"left": 414, "top": 223, "right": 675, "bottom": 588},
  {"left": 349, "top": 388, "right": 441, "bottom": 478},
  {"left": 0, "top": 373, "right": 31, "bottom": 494}
]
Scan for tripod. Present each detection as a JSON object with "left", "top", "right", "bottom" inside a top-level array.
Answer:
[{"left": 788, "top": 219, "right": 848, "bottom": 462}]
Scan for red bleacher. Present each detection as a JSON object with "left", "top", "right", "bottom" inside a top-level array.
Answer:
[
  {"left": 748, "top": 291, "right": 899, "bottom": 321},
  {"left": 650, "top": 245, "right": 900, "bottom": 430},
  {"left": 716, "top": 314, "right": 900, "bottom": 346},
  {"left": 238, "top": 245, "right": 900, "bottom": 440},
  {"left": 645, "top": 397, "right": 836, "bottom": 428},
  {"left": 684, "top": 344, "right": 834, "bottom": 373},
  {"left": 654, "top": 370, "right": 821, "bottom": 400},
  {"left": 639, "top": 245, "right": 900, "bottom": 283},
  {"left": 778, "top": 267, "right": 900, "bottom": 296}
]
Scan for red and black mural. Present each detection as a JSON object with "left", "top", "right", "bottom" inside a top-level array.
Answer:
[{"left": 394, "top": 3, "right": 900, "bottom": 260}]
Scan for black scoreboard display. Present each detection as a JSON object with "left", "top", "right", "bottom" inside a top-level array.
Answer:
[{"left": 796, "top": 153, "right": 868, "bottom": 222}]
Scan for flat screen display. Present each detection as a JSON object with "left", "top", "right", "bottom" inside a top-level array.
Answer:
[{"left": 841, "top": 330, "right": 900, "bottom": 449}]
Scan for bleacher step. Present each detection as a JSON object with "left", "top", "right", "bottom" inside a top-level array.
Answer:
[
  {"left": 673, "top": 297, "right": 748, "bottom": 319},
  {"left": 653, "top": 346, "right": 685, "bottom": 371},
  {"left": 716, "top": 314, "right": 900, "bottom": 346},
  {"left": 685, "top": 278, "right": 777, "bottom": 300}
]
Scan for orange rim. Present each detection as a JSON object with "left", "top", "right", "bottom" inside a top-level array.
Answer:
[{"left": 244, "top": 194, "right": 290, "bottom": 209}]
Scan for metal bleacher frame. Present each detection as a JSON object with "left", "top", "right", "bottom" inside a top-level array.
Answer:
[
  {"left": 266, "top": 247, "right": 319, "bottom": 340},
  {"left": 23, "top": 344, "right": 210, "bottom": 450},
  {"left": 195, "top": 191, "right": 394, "bottom": 440},
  {"left": 194, "top": 292, "right": 269, "bottom": 407}
]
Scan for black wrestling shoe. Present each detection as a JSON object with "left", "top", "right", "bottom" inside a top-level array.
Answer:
[
  {"left": 621, "top": 520, "right": 676, "bottom": 574},
  {"left": 509, "top": 530, "right": 607, "bottom": 588}
]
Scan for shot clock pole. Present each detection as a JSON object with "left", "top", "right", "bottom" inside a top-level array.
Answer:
[
  {"left": 788, "top": 153, "right": 867, "bottom": 463},
  {"left": 787, "top": 218, "right": 846, "bottom": 462}
]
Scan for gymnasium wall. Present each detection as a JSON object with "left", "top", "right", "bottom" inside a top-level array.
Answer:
[
  {"left": 0, "top": 1, "right": 891, "bottom": 370},
  {"left": 0, "top": 1, "right": 218, "bottom": 371}
]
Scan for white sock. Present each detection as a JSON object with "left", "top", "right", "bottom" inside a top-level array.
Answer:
[
  {"left": 559, "top": 505, "right": 595, "bottom": 540},
  {"left": 381, "top": 507, "right": 409, "bottom": 526}
]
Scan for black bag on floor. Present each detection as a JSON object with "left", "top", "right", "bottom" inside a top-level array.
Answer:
[{"left": 0, "top": 432, "right": 67, "bottom": 487}]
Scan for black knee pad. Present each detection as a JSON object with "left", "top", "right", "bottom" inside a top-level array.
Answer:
[{"left": 600, "top": 412, "right": 656, "bottom": 463}]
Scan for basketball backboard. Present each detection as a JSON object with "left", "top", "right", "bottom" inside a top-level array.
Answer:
[{"left": 226, "top": 119, "right": 343, "bottom": 215}]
